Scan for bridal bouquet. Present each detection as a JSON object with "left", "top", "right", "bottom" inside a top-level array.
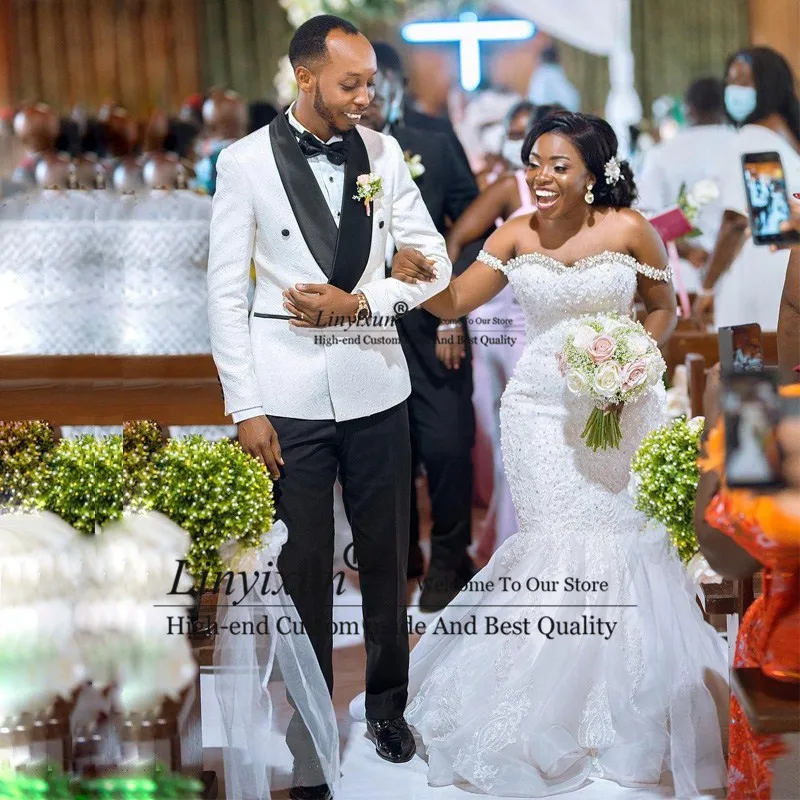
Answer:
[{"left": 557, "top": 313, "right": 666, "bottom": 451}]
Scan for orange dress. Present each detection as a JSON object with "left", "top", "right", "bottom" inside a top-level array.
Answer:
[{"left": 700, "top": 387, "right": 800, "bottom": 799}]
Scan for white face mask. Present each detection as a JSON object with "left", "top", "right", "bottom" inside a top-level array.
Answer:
[
  {"left": 480, "top": 123, "right": 506, "bottom": 155},
  {"left": 501, "top": 138, "right": 524, "bottom": 167}
]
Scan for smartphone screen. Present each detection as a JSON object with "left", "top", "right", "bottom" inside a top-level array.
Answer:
[
  {"left": 718, "top": 323, "right": 764, "bottom": 375},
  {"left": 741, "top": 152, "right": 800, "bottom": 246},
  {"left": 722, "top": 372, "right": 784, "bottom": 491}
]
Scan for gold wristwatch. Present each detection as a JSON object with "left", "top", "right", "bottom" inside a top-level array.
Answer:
[{"left": 355, "top": 291, "right": 371, "bottom": 322}]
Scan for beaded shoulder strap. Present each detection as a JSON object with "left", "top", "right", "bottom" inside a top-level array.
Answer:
[
  {"left": 477, "top": 249, "right": 505, "bottom": 271},
  {"left": 634, "top": 260, "right": 672, "bottom": 282}
]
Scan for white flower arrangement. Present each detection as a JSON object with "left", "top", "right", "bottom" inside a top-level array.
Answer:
[
  {"left": 404, "top": 151, "right": 425, "bottom": 180},
  {"left": 353, "top": 172, "right": 382, "bottom": 216},
  {"left": 278, "top": 0, "right": 324, "bottom": 28},
  {"left": 274, "top": 54, "right": 298, "bottom": 107},
  {"left": 557, "top": 312, "right": 666, "bottom": 451},
  {"left": 678, "top": 178, "right": 719, "bottom": 237}
]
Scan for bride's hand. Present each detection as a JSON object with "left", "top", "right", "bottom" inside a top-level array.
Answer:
[{"left": 392, "top": 247, "right": 438, "bottom": 284}]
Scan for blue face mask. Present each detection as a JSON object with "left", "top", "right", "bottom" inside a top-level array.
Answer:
[{"left": 725, "top": 85, "right": 757, "bottom": 123}]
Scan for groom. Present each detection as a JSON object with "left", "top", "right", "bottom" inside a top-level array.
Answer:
[{"left": 206, "top": 14, "right": 452, "bottom": 798}]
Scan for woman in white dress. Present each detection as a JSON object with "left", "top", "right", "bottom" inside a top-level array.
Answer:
[
  {"left": 693, "top": 46, "right": 800, "bottom": 332},
  {"left": 357, "top": 111, "right": 728, "bottom": 797}
]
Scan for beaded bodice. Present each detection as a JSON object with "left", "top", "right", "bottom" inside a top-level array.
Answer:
[
  {"left": 476, "top": 249, "right": 671, "bottom": 410},
  {"left": 477, "top": 249, "right": 670, "bottom": 336}
]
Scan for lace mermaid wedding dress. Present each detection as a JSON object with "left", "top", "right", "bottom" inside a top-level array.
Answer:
[{"left": 400, "top": 251, "right": 728, "bottom": 797}]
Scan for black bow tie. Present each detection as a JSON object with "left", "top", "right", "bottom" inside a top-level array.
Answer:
[{"left": 293, "top": 128, "right": 351, "bottom": 165}]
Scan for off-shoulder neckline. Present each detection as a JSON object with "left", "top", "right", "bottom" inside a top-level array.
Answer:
[
  {"left": 477, "top": 249, "right": 672, "bottom": 281},
  {"left": 507, "top": 250, "right": 644, "bottom": 271}
]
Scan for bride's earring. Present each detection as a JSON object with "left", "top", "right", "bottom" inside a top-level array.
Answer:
[{"left": 584, "top": 184, "right": 595, "bottom": 205}]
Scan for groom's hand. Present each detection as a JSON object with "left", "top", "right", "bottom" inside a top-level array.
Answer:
[
  {"left": 283, "top": 283, "right": 359, "bottom": 327},
  {"left": 237, "top": 416, "right": 283, "bottom": 480}
]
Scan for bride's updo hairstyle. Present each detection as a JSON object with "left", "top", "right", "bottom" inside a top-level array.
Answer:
[{"left": 521, "top": 111, "right": 637, "bottom": 208}]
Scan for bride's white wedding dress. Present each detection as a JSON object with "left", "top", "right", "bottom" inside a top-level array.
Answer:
[{"left": 382, "top": 251, "right": 728, "bottom": 797}]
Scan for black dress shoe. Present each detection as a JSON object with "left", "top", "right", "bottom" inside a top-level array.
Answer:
[
  {"left": 289, "top": 784, "right": 332, "bottom": 800},
  {"left": 366, "top": 717, "right": 416, "bottom": 763},
  {"left": 419, "top": 556, "right": 476, "bottom": 613}
]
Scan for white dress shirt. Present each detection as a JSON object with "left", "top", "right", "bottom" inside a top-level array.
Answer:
[{"left": 287, "top": 103, "right": 345, "bottom": 227}]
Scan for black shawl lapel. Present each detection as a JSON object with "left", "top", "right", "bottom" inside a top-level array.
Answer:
[
  {"left": 269, "top": 111, "right": 337, "bottom": 279},
  {"left": 329, "top": 129, "right": 373, "bottom": 293}
]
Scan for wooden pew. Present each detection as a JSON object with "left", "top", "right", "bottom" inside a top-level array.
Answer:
[
  {"left": 683, "top": 352, "right": 758, "bottom": 652},
  {"left": 732, "top": 668, "right": 800, "bottom": 796},
  {"left": 663, "top": 330, "right": 778, "bottom": 379},
  {"left": 0, "top": 355, "right": 227, "bottom": 425}
]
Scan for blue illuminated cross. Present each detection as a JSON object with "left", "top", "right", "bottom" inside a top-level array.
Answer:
[{"left": 401, "top": 12, "right": 536, "bottom": 92}]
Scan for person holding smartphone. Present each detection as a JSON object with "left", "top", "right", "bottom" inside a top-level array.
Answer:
[
  {"left": 774, "top": 196, "right": 800, "bottom": 374},
  {"left": 695, "top": 367, "right": 800, "bottom": 800},
  {"left": 693, "top": 47, "right": 800, "bottom": 332}
]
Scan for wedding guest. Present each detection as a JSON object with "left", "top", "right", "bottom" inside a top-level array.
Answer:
[
  {"left": 778, "top": 238, "right": 800, "bottom": 374},
  {"left": 445, "top": 100, "right": 540, "bottom": 563},
  {"left": 695, "top": 367, "right": 800, "bottom": 798},
  {"left": 637, "top": 77, "right": 735, "bottom": 293},
  {"left": 693, "top": 47, "right": 800, "bottom": 331},
  {"left": 526, "top": 44, "right": 579, "bottom": 112},
  {"left": 373, "top": 42, "right": 472, "bottom": 177},
  {"left": 361, "top": 42, "right": 478, "bottom": 609},
  {"left": 194, "top": 89, "right": 247, "bottom": 195},
  {"left": 248, "top": 100, "right": 278, "bottom": 133}
]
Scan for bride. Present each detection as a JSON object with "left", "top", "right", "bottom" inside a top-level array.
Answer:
[{"left": 354, "top": 111, "right": 728, "bottom": 797}]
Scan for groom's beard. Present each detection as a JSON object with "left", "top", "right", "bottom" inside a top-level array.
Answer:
[{"left": 313, "top": 84, "right": 349, "bottom": 137}]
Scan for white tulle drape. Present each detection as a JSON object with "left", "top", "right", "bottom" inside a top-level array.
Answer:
[
  {"left": 213, "top": 521, "right": 340, "bottom": 799},
  {"left": 495, "top": 0, "right": 642, "bottom": 156}
]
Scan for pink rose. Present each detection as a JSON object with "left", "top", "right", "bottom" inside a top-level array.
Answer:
[
  {"left": 588, "top": 334, "right": 616, "bottom": 363},
  {"left": 621, "top": 359, "right": 648, "bottom": 391}
]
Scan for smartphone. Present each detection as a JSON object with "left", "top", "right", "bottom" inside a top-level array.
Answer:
[
  {"left": 722, "top": 372, "right": 784, "bottom": 491},
  {"left": 718, "top": 323, "right": 764, "bottom": 375},
  {"left": 741, "top": 152, "right": 800, "bottom": 246}
]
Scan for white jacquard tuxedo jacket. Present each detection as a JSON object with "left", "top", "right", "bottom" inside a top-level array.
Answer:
[{"left": 206, "top": 111, "right": 452, "bottom": 422}]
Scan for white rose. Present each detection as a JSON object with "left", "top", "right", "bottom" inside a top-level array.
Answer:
[
  {"left": 566, "top": 369, "right": 589, "bottom": 395},
  {"left": 645, "top": 353, "right": 664, "bottom": 384},
  {"left": 602, "top": 317, "right": 627, "bottom": 335},
  {"left": 691, "top": 179, "right": 719, "bottom": 206},
  {"left": 626, "top": 333, "right": 651, "bottom": 356},
  {"left": 592, "top": 360, "right": 622, "bottom": 397},
  {"left": 572, "top": 324, "right": 598, "bottom": 350}
]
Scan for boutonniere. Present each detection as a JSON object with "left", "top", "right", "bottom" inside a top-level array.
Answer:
[
  {"left": 353, "top": 172, "right": 382, "bottom": 216},
  {"left": 404, "top": 151, "right": 425, "bottom": 180}
]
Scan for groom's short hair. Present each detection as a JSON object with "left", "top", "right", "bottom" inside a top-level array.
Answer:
[{"left": 289, "top": 14, "right": 361, "bottom": 70}]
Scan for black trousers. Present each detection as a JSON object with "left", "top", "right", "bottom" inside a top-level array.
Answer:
[
  {"left": 267, "top": 402, "right": 411, "bottom": 780},
  {"left": 399, "top": 319, "right": 475, "bottom": 578}
]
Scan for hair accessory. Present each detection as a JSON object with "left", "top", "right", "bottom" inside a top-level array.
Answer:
[{"left": 604, "top": 156, "right": 622, "bottom": 185}]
